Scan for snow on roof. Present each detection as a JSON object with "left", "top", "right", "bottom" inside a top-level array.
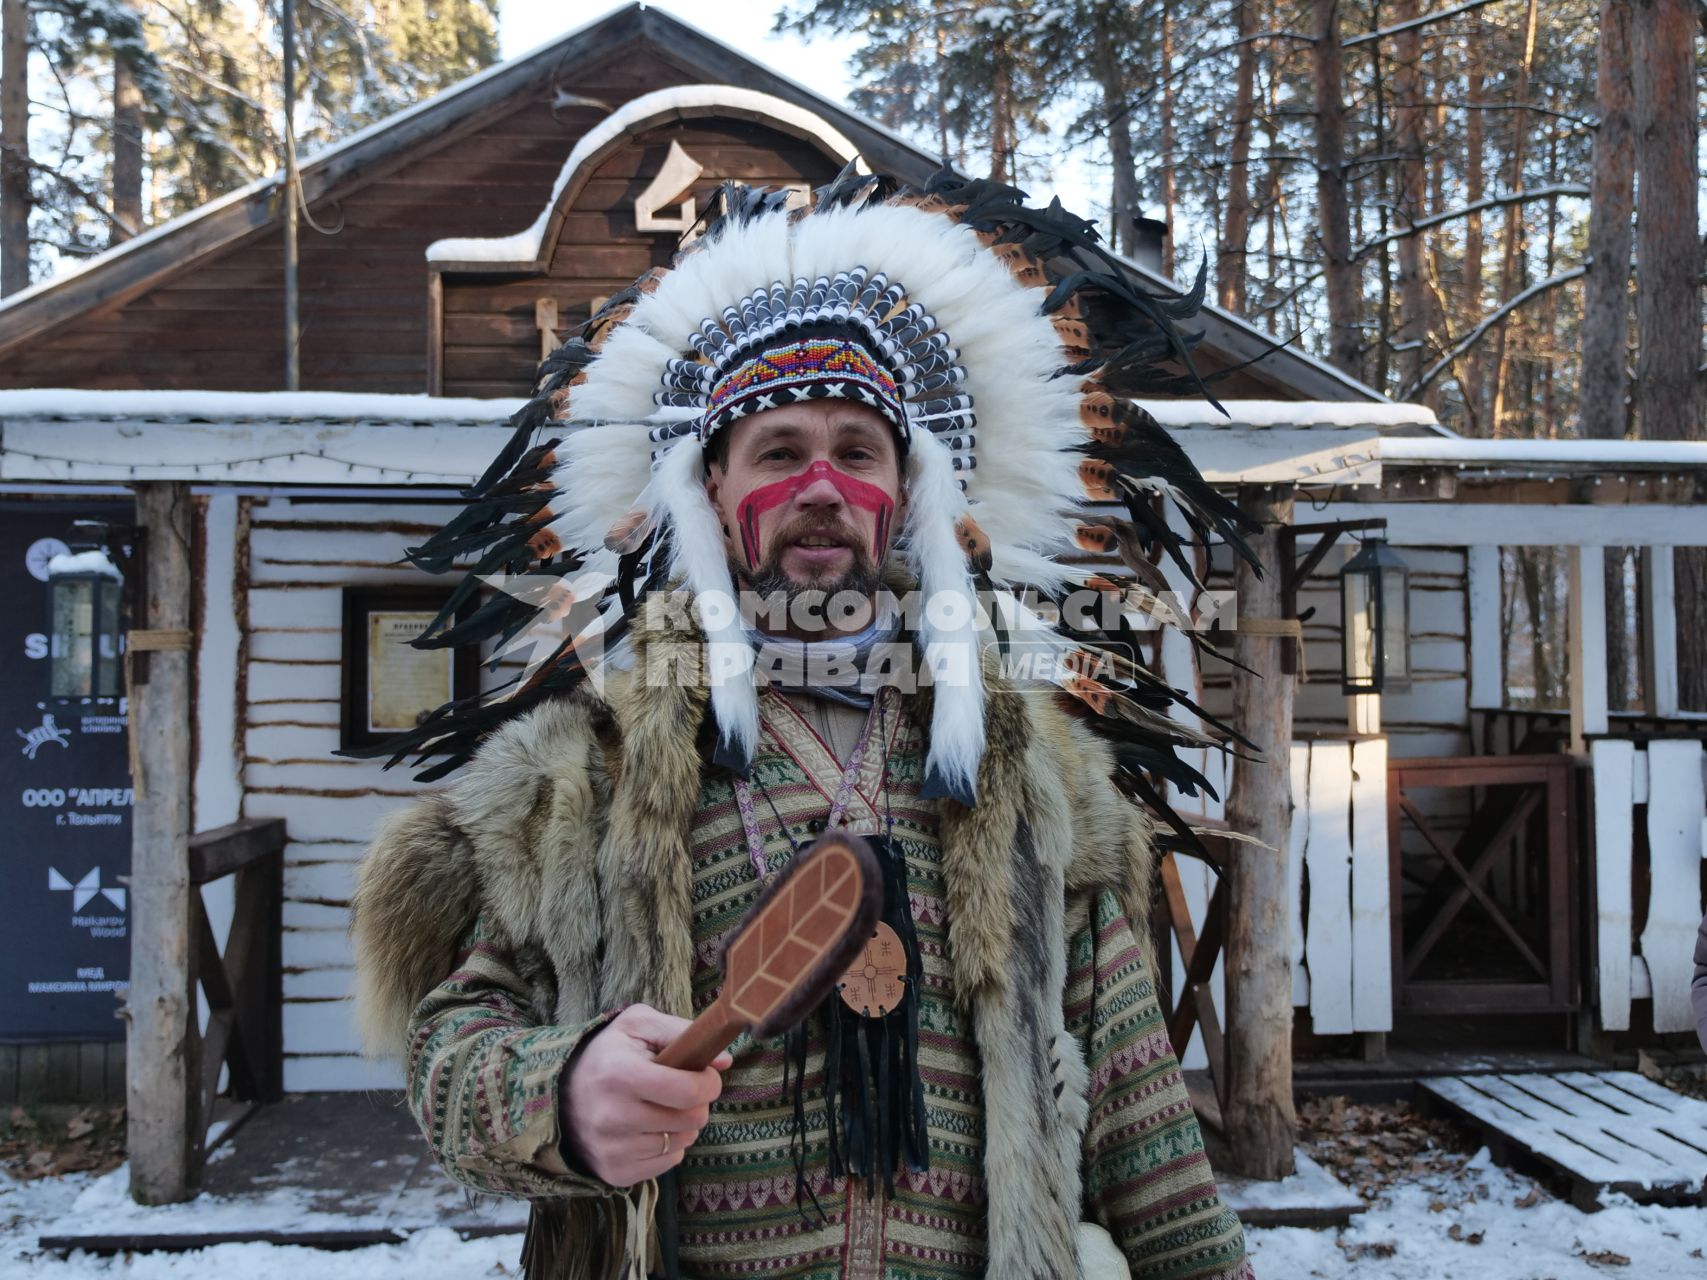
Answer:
[
  {"left": 0, "top": 388, "right": 524, "bottom": 424},
  {"left": 1380, "top": 436, "right": 1707, "bottom": 469},
  {"left": 1142, "top": 399, "right": 1443, "bottom": 434},
  {"left": 0, "top": 175, "right": 286, "bottom": 318},
  {"left": 425, "top": 86, "right": 865, "bottom": 266}
]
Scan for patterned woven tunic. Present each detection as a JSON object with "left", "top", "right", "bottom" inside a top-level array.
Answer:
[{"left": 405, "top": 689, "right": 1251, "bottom": 1279}]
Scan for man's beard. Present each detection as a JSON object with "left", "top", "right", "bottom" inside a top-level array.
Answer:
[{"left": 737, "top": 512, "right": 884, "bottom": 624}]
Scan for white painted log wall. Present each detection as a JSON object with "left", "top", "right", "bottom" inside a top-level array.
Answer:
[
  {"left": 1592, "top": 738, "right": 1707, "bottom": 1034},
  {"left": 1204, "top": 541, "right": 1472, "bottom": 762},
  {"left": 241, "top": 498, "right": 471, "bottom": 1090}
]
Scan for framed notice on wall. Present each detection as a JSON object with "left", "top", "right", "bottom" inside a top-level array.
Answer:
[{"left": 340, "top": 587, "right": 476, "bottom": 752}]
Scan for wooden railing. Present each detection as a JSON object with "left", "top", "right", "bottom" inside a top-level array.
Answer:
[
  {"left": 186, "top": 818, "right": 285, "bottom": 1175},
  {"left": 1591, "top": 738, "right": 1706, "bottom": 1035},
  {"left": 1157, "top": 736, "right": 1393, "bottom": 1114},
  {"left": 1475, "top": 707, "right": 1707, "bottom": 757},
  {"left": 1159, "top": 832, "right": 1229, "bottom": 1114}
]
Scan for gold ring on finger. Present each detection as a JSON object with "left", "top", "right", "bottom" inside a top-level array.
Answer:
[{"left": 657, "top": 1131, "right": 671, "bottom": 1159}]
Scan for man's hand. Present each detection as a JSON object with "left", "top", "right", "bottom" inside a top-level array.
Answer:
[{"left": 562, "top": 1004, "right": 732, "bottom": 1187}]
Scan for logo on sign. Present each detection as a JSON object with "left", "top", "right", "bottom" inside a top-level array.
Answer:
[
  {"left": 17, "top": 713, "right": 72, "bottom": 759},
  {"left": 26, "top": 537, "right": 70, "bottom": 583},
  {"left": 48, "top": 866, "right": 127, "bottom": 914}
]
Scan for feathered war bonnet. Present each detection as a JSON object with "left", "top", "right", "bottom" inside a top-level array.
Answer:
[{"left": 385, "top": 169, "right": 1259, "bottom": 835}]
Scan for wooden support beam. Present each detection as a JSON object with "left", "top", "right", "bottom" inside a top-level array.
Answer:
[
  {"left": 1641, "top": 546, "right": 1679, "bottom": 718},
  {"left": 1568, "top": 545, "right": 1609, "bottom": 754},
  {"left": 126, "top": 481, "right": 197, "bottom": 1204},
  {"left": 1467, "top": 545, "right": 1503, "bottom": 709},
  {"left": 1222, "top": 484, "right": 1298, "bottom": 1180}
]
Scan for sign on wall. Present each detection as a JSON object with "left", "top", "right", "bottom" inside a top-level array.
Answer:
[{"left": 0, "top": 501, "right": 133, "bottom": 1041}]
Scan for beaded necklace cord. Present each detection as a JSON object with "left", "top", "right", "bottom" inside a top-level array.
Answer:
[{"left": 732, "top": 691, "right": 889, "bottom": 879}]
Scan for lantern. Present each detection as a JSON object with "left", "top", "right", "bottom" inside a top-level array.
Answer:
[
  {"left": 46, "top": 529, "right": 124, "bottom": 700},
  {"left": 1339, "top": 538, "right": 1410, "bottom": 695}
]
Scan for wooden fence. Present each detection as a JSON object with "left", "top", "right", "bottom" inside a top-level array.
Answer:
[
  {"left": 1591, "top": 738, "right": 1707, "bottom": 1034},
  {"left": 1290, "top": 737, "right": 1393, "bottom": 1034},
  {"left": 1166, "top": 737, "right": 1392, "bottom": 1072}
]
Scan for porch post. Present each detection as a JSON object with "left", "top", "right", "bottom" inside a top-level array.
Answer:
[
  {"left": 1641, "top": 545, "right": 1679, "bottom": 718},
  {"left": 126, "top": 480, "right": 197, "bottom": 1204},
  {"left": 1568, "top": 545, "right": 1608, "bottom": 754},
  {"left": 1223, "top": 483, "right": 1298, "bottom": 1179}
]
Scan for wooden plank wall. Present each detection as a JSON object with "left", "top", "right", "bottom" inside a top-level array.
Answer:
[
  {"left": 241, "top": 497, "right": 474, "bottom": 1089},
  {"left": 0, "top": 1041, "right": 126, "bottom": 1105},
  {"left": 0, "top": 46, "right": 698, "bottom": 393},
  {"left": 1165, "top": 738, "right": 1393, "bottom": 1065},
  {"left": 441, "top": 123, "right": 843, "bottom": 397},
  {"left": 1297, "top": 738, "right": 1393, "bottom": 1034}
]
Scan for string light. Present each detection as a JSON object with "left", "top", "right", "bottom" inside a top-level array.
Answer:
[{"left": 0, "top": 444, "right": 465, "bottom": 485}]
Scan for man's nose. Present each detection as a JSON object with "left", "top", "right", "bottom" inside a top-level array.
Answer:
[{"left": 794, "top": 470, "right": 845, "bottom": 509}]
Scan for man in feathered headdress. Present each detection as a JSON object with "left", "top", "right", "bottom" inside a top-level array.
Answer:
[{"left": 351, "top": 170, "right": 1255, "bottom": 1279}]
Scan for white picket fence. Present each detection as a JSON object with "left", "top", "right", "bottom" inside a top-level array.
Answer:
[
  {"left": 1167, "top": 737, "right": 1392, "bottom": 1069},
  {"left": 1290, "top": 738, "right": 1393, "bottom": 1035},
  {"left": 1591, "top": 738, "right": 1707, "bottom": 1034}
]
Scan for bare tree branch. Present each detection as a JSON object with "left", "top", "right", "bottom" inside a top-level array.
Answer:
[
  {"left": 1392, "top": 98, "right": 1597, "bottom": 128},
  {"left": 0, "top": 144, "right": 139, "bottom": 237},
  {"left": 1405, "top": 267, "right": 1587, "bottom": 399},
  {"left": 1354, "top": 183, "right": 1589, "bottom": 260},
  {"left": 1344, "top": 0, "right": 1504, "bottom": 47}
]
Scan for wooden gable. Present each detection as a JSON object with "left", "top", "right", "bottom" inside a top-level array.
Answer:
[
  {"left": 436, "top": 116, "right": 847, "bottom": 397},
  {"left": 0, "top": 40, "right": 699, "bottom": 393},
  {"left": 0, "top": 5, "right": 1381, "bottom": 404}
]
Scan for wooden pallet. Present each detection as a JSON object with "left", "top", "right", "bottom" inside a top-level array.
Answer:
[{"left": 1420, "top": 1070, "right": 1707, "bottom": 1211}]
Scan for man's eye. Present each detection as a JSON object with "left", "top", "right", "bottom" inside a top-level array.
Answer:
[
  {"left": 759, "top": 448, "right": 794, "bottom": 463},
  {"left": 843, "top": 448, "right": 874, "bottom": 463}
]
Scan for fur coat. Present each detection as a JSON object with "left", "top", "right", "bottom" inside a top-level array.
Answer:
[{"left": 351, "top": 595, "right": 1162, "bottom": 1279}]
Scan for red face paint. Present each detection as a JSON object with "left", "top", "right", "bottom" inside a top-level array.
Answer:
[{"left": 735, "top": 460, "right": 895, "bottom": 569}]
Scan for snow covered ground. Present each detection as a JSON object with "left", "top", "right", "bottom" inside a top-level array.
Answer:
[
  {"left": 1248, "top": 1149, "right": 1707, "bottom": 1278},
  {"left": 5, "top": 1148, "right": 1705, "bottom": 1278}
]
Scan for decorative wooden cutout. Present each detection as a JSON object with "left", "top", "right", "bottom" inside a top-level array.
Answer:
[
  {"left": 534, "top": 298, "right": 559, "bottom": 361},
  {"left": 634, "top": 139, "right": 705, "bottom": 233}
]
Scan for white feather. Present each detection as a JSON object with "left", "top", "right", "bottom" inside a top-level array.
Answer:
[
  {"left": 570, "top": 324, "right": 680, "bottom": 423},
  {"left": 904, "top": 428, "right": 985, "bottom": 800},
  {"left": 647, "top": 436, "right": 757, "bottom": 765},
  {"left": 544, "top": 424, "right": 656, "bottom": 555}
]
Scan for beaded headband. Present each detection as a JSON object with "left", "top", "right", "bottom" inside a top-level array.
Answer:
[{"left": 699, "top": 332, "right": 907, "bottom": 443}]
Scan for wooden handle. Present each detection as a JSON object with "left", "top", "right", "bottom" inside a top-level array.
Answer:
[{"left": 654, "top": 998, "right": 744, "bottom": 1073}]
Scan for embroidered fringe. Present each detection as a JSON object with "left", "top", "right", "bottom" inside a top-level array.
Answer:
[{"left": 520, "top": 1183, "right": 658, "bottom": 1280}]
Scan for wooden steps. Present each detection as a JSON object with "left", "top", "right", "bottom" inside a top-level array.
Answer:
[
  {"left": 1420, "top": 1070, "right": 1707, "bottom": 1211},
  {"left": 1214, "top": 1150, "right": 1366, "bottom": 1229}
]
